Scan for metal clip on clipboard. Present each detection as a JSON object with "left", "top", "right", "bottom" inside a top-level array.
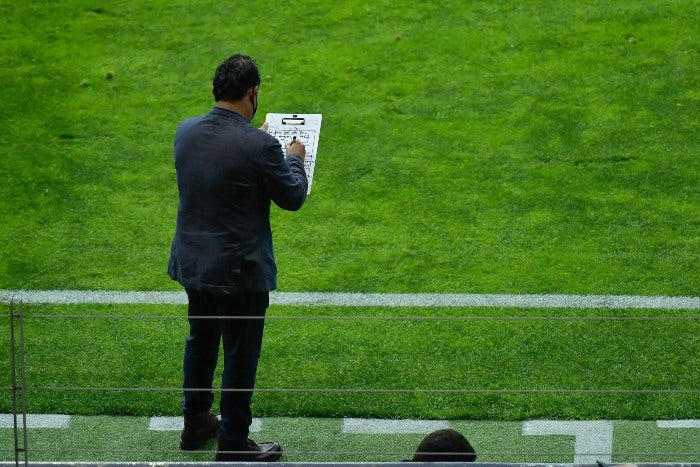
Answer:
[{"left": 282, "top": 115, "right": 306, "bottom": 125}]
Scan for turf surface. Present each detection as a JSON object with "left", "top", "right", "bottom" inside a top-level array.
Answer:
[
  {"left": 2, "top": 416, "right": 699, "bottom": 463},
  {"left": 0, "top": 0, "right": 697, "bottom": 447}
]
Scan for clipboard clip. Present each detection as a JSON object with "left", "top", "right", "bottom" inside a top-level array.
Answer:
[{"left": 282, "top": 115, "right": 305, "bottom": 125}]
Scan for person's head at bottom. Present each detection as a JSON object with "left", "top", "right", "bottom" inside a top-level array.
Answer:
[{"left": 411, "top": 428, "right": 477, "bottom": 462}]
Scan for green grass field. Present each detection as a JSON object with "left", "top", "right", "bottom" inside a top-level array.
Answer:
[
  {"left": 0, "top": 0, "right": 698, "bottom": 462},
  {"left": 1, "top": 303, "right": 698, "bottom": 421},
  {"left": 2, "top": 416, "right": 699, "bottom": 463},
  {"left": 1, "top": 1, "right": 697, "bottom": 294}
]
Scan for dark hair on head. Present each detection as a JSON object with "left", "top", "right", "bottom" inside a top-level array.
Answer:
[
  {"left": 412, "top": 429, "right": 477, "bottom": 462},
  {"left": 212, "top": 54, "right": 261, "bottom": 102}
]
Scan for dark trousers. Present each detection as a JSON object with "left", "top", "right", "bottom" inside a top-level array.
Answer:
[{"left": 182, "top": 288, "right": 269, "bottom": 441}]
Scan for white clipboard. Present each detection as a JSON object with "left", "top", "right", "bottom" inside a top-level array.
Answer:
[{"left": 265, "top": 113, "right": 322, "bottom": 194}]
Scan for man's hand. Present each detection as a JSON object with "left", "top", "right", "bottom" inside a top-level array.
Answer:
[
  {"left": 261, "top": 122, "right": 306, "bottom": 160},
  {"left": 286, "top": 139, "right": 306, "bottom": 160}
]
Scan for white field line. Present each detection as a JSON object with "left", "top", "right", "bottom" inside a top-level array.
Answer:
[
  {"left": 149, "top": 416, "right": 448, "bottom": 434},
  {"left": 1, "top": 290, "right": 699, "bottom": 309},
  {"left": 523, "top": 420, "right": 613, "bottom": 464},
  {"left": 148, "top": 416, "right": 263, "bottom": 432},
  {"left": 0, "top": 414, "right": 70, "bottom": 428}
]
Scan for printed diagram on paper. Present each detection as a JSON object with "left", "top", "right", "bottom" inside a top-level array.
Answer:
[{"left": 265, "top": 113, "right": 322, "bottom": 194}]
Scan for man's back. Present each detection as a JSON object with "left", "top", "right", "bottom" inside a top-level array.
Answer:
[{"left": 168, "top": 107, "right": 307, "bottom": 293}]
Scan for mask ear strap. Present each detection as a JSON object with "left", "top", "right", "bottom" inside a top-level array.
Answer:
[
  {"left": 249, "top": 86, "right": 259, "bottom": 102},
  {"left": 248, "top": 86, "right": 259, "bottom": 122}
]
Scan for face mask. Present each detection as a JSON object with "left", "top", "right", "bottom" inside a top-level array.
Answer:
[{"left": 249, "top": 89, "right": 258, "bottom": 122}]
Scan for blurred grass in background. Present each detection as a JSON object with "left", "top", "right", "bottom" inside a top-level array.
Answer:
[
  {"left": 0, "top": 0, "right": 697, "bottom": 294},
  {"left": 0, "top": 0, "right": 697, "bottom": 420}
]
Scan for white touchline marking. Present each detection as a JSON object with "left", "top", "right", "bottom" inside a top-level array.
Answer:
[
  {"left": 342, "top": 418, "right": 450, "bottom": 434},
  {"left": 0, "top": 414, "right": 70, "bottom": 429},
  {"left": 148, "top": 416, "right": 262, "bottom": 432},
  {"left": 522, "top": 420, "right": 613, "bottom": 464},
  {"left": 148, "top": 416, "right": 182, "bottom": 431},
  {"left": 1, "top": 290, "right": 698, "bottom": 309},
  {"left": 657, "top": 419, "right": 700, "bottom": 428}
]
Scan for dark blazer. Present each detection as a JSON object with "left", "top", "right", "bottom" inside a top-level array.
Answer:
[{"left": 168, "top": 107, "right": 308, "bottom": 293}]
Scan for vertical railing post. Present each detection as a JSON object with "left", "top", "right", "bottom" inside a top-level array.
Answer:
[{"left": 9, "top": 299, "right": 29, "bottom": 467}]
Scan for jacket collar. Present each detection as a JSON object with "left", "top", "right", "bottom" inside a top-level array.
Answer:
[{"left": 210, "top": 106, "right": 248, "bottom": 122}]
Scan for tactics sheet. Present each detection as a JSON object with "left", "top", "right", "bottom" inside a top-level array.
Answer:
[{"left": 265, "top": 113, "right": 322, "bottom": 194}]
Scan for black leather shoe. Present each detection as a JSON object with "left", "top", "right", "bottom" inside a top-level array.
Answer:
[
  {"left": 180, "top": 412, "right": 220, "bottom": 450},
  {"left": 215, "top": 438, "right": 283, "bottom": 462}
]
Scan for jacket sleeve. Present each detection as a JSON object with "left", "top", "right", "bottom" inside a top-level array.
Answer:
[{"left": 261, "top": 138, "right": 308, "bottom": 211}]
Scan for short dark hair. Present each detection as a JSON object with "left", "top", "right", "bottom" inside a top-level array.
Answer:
[
  {"left": 212, "top": 54, "right": 261, "bottom": 102},
  {"left": 411, "top": 429, "right": 477, "bottom": 462}
]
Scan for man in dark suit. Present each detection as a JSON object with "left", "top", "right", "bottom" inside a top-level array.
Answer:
[{"left": 168, "top": 53, "right": 308, "bottom": 462}]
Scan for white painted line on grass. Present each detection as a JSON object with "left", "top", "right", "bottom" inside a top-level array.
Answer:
[
  {"left": 148, "top": 416, "right": 262, "bottom": 432},
  {"left": 522, "top": 420, "right": 613, "bottom": 464},
  {"left": 657, "top": 419, "right": 700, "bottom": 428},
  {"left": 1, "top": 290, "right": 699, "bottom": 309},
  {"left": 342, "top": 418, "right": 450, "bottom": 434},
  {"left": 0, "top": 414, "right": 70, "bottom": 429},
  {"left": 148, "top": 416, "right": 182, "bottom": 431},
  {"left": 273, "top": 292, "right": 700, "bottom": 309},
  {"left": 1, "top": 290, "right": 187, "bottom": 305}
]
